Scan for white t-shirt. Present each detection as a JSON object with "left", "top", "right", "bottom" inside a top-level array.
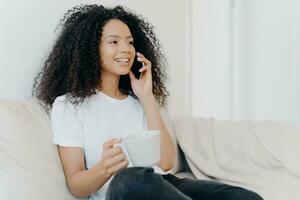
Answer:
[{"left": 50, "top": 91, "right": 165, "bottom": 200}]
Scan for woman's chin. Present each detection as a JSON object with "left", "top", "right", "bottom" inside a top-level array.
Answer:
[
  {"left": 109, "top": 64, "right": 133, "bottom": 76},
  {"left": 116, "top": 69, "right": 131, "bottom": 76},
  {"left": 117, "top": 67, "right": 132, "bottom": 75}
]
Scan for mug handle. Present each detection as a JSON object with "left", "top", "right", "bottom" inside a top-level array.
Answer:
[{"left": 114, "top": 143, "right": 134, "bottom": 167}]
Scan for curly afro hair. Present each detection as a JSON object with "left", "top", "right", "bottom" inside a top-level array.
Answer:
[{"left": 32, "top": 4, "right": 168, "bottom": 110}]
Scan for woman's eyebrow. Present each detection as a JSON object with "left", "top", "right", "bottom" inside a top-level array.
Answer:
[{"left": 104, "top": 35, "right": 133, "bottom": 39}]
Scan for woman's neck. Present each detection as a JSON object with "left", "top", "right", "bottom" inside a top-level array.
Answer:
[{"left": 98, "top": 70, "right": 126, "bottom": 99}]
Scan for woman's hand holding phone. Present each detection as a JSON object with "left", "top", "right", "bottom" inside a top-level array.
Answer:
[{"left": 129, "top": 52, "right": 154, "bottom": 101}]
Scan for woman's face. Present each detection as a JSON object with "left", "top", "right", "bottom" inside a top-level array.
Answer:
[{"left": 99, "top": 19, "right": 136, "bottom": 76}]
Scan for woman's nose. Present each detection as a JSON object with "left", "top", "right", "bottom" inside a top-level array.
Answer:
[{"left": 119, "top": 41, "right": 131, "bottom": 53}]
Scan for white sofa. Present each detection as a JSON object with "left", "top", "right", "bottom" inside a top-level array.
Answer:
[{"left": 1, "top": 98, "right": 300, "bottom": 200}]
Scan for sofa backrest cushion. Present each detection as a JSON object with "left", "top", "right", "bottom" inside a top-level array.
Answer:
[
  {"left": 159, "top": 108, "right": 184, "bottom": 174},
  {"left": 173, "top": 116, "right": 300, "bottom": 200},
  {"left": 0, "top": 98, "right": 86, "bottom": 200}
]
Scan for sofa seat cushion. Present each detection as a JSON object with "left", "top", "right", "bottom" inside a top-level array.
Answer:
[{"left": 174, "top": 171, "right": 196, "bottom": 179}]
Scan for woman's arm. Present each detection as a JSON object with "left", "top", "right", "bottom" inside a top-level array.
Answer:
[
  {"left": 140, "top": 96, "right": 176, "bottom": 171},
  {"left": 58, "top": 147, "right": 108, "bottom": 197},
  {"left": 58, "top": 138, "right": 128, "bottom": 198},
  {"left": 129, "top": 52, "right": 175, "bottom": 171}
]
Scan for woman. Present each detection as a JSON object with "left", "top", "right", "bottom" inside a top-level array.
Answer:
[{"left": 32, "top": 4, "right": 263, "bottom": 200}]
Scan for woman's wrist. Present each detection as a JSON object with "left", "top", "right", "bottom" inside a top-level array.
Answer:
[
  {"left": 139, "top": 94, "right": 156, "bottom": 107},
  {"left": 91, "top": 160, "right": 112, "bottom": 180}
]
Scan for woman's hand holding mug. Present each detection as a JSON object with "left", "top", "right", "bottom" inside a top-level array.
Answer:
[{"left": 100, "top": 138, "right": 129, "bottom": 177}]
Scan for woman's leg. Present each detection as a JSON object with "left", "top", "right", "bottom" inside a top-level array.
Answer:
[
  {"left": 105, "top": 167, "right": 192, "bottom": 200},
  {"left": 163, "top": 174, "right": 264, "bottom": 200}
]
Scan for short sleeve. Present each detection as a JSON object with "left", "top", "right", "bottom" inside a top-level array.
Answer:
[{"left": 50, "top": 96, "right": 84, "bottom": 147}]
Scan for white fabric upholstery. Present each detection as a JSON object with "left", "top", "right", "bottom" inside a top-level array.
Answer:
[
  {"left": 0, "top": 98, "right": 184, "bottom": 199},
  {"left": 159, "top": 108, "right": 183, "bottom": 174},
  {"left": 174, "top": 171, "right": 195, "bottom": 179},
  {"left": 173, "top": 117, "right": 300, "bottom": 200},
  {"left": 0, "top": 98, "right": 87, "bottom": 200},
  {"left": 1, "top": 98, "right": 300, "bottom": 200}
]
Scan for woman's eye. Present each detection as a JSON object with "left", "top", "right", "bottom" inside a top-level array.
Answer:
[
  {"left": 109, "top": 41, "right": 118, "bottom": 44},
  {"left": 129, "top": 41, "right": 134, "bottom": 45}
]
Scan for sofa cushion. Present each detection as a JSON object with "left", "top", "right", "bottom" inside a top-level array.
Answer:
[
  {"left": 174, "top": 171, "right": 195, "bottom": 180},
  {"left": 0, "top": 98, "right": 86, "bottom": 200},
  {"left": 173, "top": 117, "right": 300, "bottom": 200},
  {"left": 159, "top": 108, "right": 183, "bottom": 174}
]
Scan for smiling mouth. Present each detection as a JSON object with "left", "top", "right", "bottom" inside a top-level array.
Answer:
[
  {"left": 114, "top": 58, "right": 130, "bottom": 65},
  {"left": 114, "top": 58, "right": 130, "bottom": 67}
]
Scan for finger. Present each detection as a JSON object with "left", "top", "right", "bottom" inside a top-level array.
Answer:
[
  {"left": 138, "top": 66, "right": 151, "bottom": 73},
  {"left": 108, "top": 160, "right": 129, "bottom": 174},
  {"left": 103, "top": 138, "right": 121, "bottom": 150},
  {"left": 102, "top": 146, "right": 123, "bottom": 159},
  {"left": 128, "top": 70, "right": 137, "bottom": 81},
  {"left": 136, "top": 52, "right": 146, "bottom": 59},
  {"left": 104, "top": 152, "right": 127, "bottom": 168},
  {"left": 136, "top": 52, "right": 144, "bottom": 58},
  {"left": 137, "top": 57, "right": 150, "bottom": 67},
  {"left": 137, "top": 53, "right": 151, "bottom": 67}
]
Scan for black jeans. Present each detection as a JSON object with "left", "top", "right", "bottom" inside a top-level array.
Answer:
[{"left": 105, "top": 167, "right": 263, "bottom": 200}]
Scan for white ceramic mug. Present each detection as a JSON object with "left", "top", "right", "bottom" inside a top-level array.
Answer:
[{"left": 114, "top": 130, "right": 160, "bottom": 167}]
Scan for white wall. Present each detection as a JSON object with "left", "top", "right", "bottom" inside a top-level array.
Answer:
[
  {"left": 233, "top": 0, "right": 300, "bottom": 123},
  {"left": 0, "top": 0, "right": 188, "bottom": 117},
  {"left": 2, "top": 0, "right": 299, "bottom": 123},
  {"left": 190, "top": 0, "right": 300, "bottom": 124},
  {"left": 188, "top": 0, "right": 232, "bottom": 118},
  {"left": 242, "top": 0, "right": 300, "bottom": 123}
]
